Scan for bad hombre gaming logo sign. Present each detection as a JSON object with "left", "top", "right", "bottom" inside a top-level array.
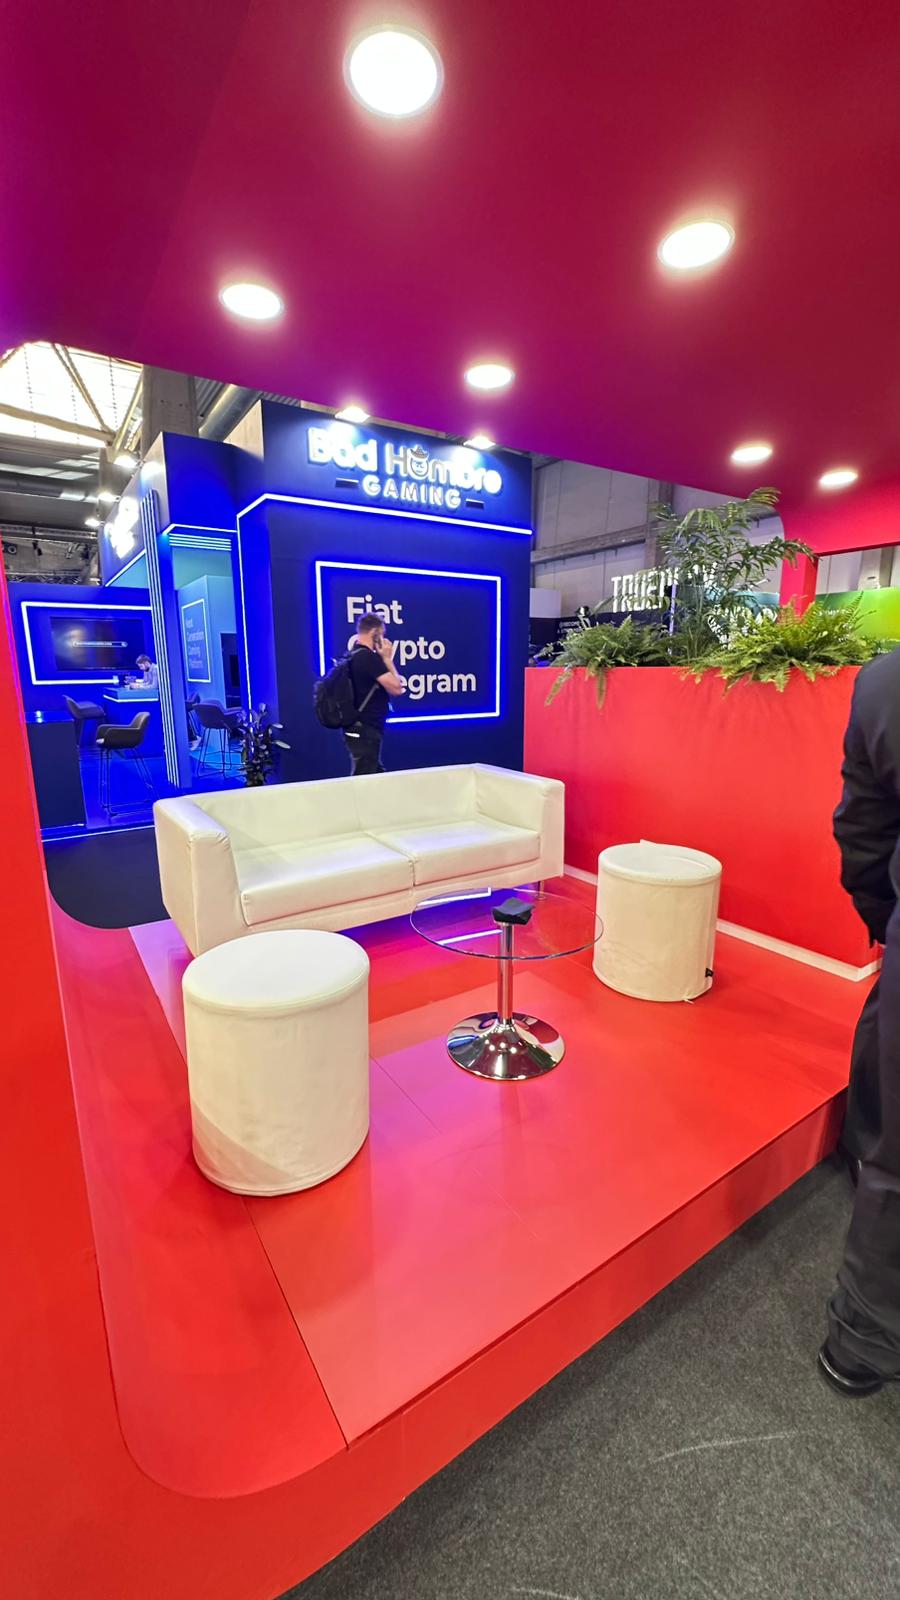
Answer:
[{"left": 308, "top": 426, "right": 504, "bottom": 513}]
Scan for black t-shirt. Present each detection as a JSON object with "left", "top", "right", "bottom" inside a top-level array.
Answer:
[{"left": 348, "top": 643, "right": 390, "bottom": 731}]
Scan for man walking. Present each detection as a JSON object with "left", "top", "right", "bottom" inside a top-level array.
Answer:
[
  {"left": 821, "top": 647, "right": 900, "bottom": 1394},
  {"left": 344, "top": 612, "right": 405, "bottom": 775}
]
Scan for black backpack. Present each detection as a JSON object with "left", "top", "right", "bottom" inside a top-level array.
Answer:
[{"left": 314, "top": 654, "right": 376, "bottom": 729}]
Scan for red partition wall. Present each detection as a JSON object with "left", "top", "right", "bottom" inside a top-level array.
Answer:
[
  {"left": 524, "top": 665, "right": 871, "bottom": 968},
  {"left": 779, "top": 482, "right": 900, "bottom": 609}
]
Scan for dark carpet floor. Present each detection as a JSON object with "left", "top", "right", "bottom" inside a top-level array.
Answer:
[
  {"left": 283, "top": 1162, "right": 900, "bottom": 1600},
  {"left": 44, "top": 825, "right": 166, "bottom": 927}
]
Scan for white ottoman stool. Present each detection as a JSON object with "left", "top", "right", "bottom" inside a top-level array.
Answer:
[
  {"left": 183, "top": 929, "right": 370, "bottom": 1195},
  {"left": 594, "top": 842, "right": 722, "bottom": 1002}
]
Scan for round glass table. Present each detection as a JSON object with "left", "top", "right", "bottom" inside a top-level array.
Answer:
[{"left": 410, "top": 886, "right": 602, "bottom": 1081}]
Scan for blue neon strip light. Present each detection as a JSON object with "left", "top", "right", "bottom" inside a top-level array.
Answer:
[
  {"left": 20, "top": 599, "right": 153, "bottom": 686},
  {"left": 314, "top": 559, "right": 502, "bottom": 724},
  {"left": 418, "top": 888, "right": 493, "bottom": 907},
  {"left": 169, "top": 535, "right": 231, "bottom": 550},
  {"left": 141, "top": 493, "right": 181, "bottom": 788},
  {"left": 235, "top": 510, "right": 253, "bottom": 707},
  {"left": 160, "top": 522, "right": 236, "bottom": 538},
  {"left": 238, "top": 491, "right": 531, "bottom": 538}
]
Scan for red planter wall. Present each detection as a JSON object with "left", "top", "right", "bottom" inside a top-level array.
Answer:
[{"left": 525, "top": 665, "right": 871, "bottom": 968}]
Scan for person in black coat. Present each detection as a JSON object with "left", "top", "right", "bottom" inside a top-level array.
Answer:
[{"left": 821, "top": 647, "right": 900, "bottom": 1395}]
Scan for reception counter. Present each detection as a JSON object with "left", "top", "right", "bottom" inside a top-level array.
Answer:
[
  {"left": 525, "top": 664, "right": 874, "bottom": 974},
  {"left": 26, "top": 713, "right": 86, "bottom": 830}
]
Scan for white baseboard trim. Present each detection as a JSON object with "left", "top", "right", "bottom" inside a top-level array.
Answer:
[
  {"left": 563, "top": 865, "right": 880, "bottom": 982},
  {"left": 564, "top": 863, "right": 598, "bottom": 885},
  {"left": 715, "top": 919, "right": 881, "bottom": 983}
]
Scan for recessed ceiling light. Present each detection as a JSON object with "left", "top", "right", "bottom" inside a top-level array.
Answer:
[
  {"left": 658, "top": 220, "right": 734, "bottom": 270},
  {"left": 114, "top": 451, "right": 138, "bottom": 470},
  {"left": 731, "top": 441, "right": 773, "bottom": 465},
  {"left": 97, "top": 489, "right": 117, "bottom": 505},
  {"left": 84, "top": 515, "right": 100, "bottom": 528},
  {"left": 345, "top": 27, "right": 443, "bottom": 118},
  {"left": 219, "top": 281, "right": 284, "bottom": 321},
  {"left": 819, "top": 467, "right": 858, "bottom": 490},
  {"left": 334, "top": 404, "right": 370, "bottom": 424},
  {"left": 464, "top": 363, "right": 514, "bottom": 393},
  {"left": 464, "top": 433, "right": 496, "bottom": 450}
]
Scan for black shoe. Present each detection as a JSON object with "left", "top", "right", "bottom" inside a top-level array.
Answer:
[{"left": 818, "top": 1342, "right": 884, "bottom": 1397}]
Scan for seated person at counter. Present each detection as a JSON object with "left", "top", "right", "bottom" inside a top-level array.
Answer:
[{"left": 132, "top": 653, "right": 159, "bottom": 690}]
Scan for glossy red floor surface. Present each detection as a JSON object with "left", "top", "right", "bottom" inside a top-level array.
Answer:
[{"left": 53, "top": 877, "right": 859, "bottom": 1544}]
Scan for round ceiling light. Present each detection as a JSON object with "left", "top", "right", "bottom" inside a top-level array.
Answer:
[
  {"left": 819, "top": 467, "right": 858, "bottom": 490},
  {"left": 97, "top": 488, "right": 117, "bottom": 505},
  {"left": 658, "top": 220, "right": 734, "bottom": 270},
  {"left": 464, "top": 362, "right": 514, "bottom": 393},
  {"left": 731, "top": 441, "right": 772, "bottom": 465},
  {"left": 84, "top": 515, "right": 100, "bottom": 528},
  {"left": 114, "top": 451, "right": 138, "bottom": 471},
  {"left": 464, "top": 433, "right": 496, "bottom": 450},
  {"left": 334, "top": 404, "right": 370, "bottom": 424},
  {"left": 345, "top": 27, "right": 443, "bottom": 118},
  {"left": 219, "top": 281, "right": 284, "bottom": 321}
]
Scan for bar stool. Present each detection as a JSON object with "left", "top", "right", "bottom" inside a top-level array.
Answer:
[
  {"left": 63, "top": 695, "right": 107, "bottom": 748},
  {"left": 185, "top": 692, "right": 201, "bottom": 747},
  {"left": 195, "top": 701, "right": 241, "bottom": 776},
  {"left": 95, "top": 712, "right": 155, "bottom": 818}
]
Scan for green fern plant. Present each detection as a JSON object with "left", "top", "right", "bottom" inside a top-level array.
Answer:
[
  {"left": 545, "top": 616, "right": 670, "bottom": 705},
  {"left": 698, "top": 600, "right": 892, "bottom": 690}
]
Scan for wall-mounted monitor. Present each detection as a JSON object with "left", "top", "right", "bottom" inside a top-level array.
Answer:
[
  {"left": 19, "top": 599, "right": 153, "bottom": 687},
  {"left": 49, "top": 614, "right": 148, "bottom": 674}
]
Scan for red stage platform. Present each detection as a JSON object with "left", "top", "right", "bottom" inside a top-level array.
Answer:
[{"left": 38, "top": 879, "right": 860, "bottom": 1598}]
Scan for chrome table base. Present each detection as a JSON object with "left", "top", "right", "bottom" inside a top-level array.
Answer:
[{"left": 447, "top": 1011, "right": 565, "bottom": 1081}]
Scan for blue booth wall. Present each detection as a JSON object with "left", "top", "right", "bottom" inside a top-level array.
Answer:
[
  {"left": 102, "top": 545, "right": 233, "bottom": 591},
  {"left": 71, "top": 402, "right": 532, "bottom": 789},
  {"left": 240, "top": 404, "right": 533, "bottom": 782},
  {"left": 254, "top": 501, "right": 530, "bottom": 781},
  {"left": 178, "top": 575, "right": 237, "bottom": 707},
  {"left": 8, "top": 581, "right": 154, "bottom": 720},
  {"left": 100, "top": 434, "right": 258, "bottom": 588}
]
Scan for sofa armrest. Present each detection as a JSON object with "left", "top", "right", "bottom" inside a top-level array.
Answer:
[
  {"left": 153, "top": 797, "right": 244, "bottom": 956},
  {"left": 473, "top": 765, "right": 565, "bottom": 878}
]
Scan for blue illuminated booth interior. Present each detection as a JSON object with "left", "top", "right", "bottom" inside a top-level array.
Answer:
[{"left": 10, "top": 402, "right": 532, "bottom": 832}]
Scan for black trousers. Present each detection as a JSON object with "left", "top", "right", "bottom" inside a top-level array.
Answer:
[
  {"left": 842, "top": 979, "right": 883, "bottom": 1163},
  {"left": 828, "top": 914, "right": 900, "bottom": 1375},
  {"left": 343, "top": 722, "right": 384, "bottom": 775}
]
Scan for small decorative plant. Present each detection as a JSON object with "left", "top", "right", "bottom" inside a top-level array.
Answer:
[
  {"left": 697, "top": 600, "right": 893, "bottom": 690},
  {"left": 544, "top": 615, "right": 670, "bottom": 704},
  {"left": 236, "top": 704, "right": 290, "bottom": 786}
]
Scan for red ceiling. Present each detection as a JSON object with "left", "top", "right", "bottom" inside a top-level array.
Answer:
[{"left": 2, "top": 0, "right": 899, "bottom": 507}]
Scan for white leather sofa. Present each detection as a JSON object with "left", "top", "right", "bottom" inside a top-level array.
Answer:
[{"left": 154, "top": 763, "right": 565, "bottom": 956}]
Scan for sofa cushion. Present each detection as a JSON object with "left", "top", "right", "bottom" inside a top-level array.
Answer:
[
  {"left": 370, "top": 818, "right": 539, "bottom": 887},
  {"left": 198, "top": 779, "right": 362, "bottom": 851},
  {"left": 352, "top": 764, "right": 476, "bottom": 832},
  {"left": 236, "top": 834, "right": 413, "bottom": 925}
]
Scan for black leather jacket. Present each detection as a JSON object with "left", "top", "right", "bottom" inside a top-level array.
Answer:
[{"left": 834, "top": 648, "right": 900, "bottom": 945}]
